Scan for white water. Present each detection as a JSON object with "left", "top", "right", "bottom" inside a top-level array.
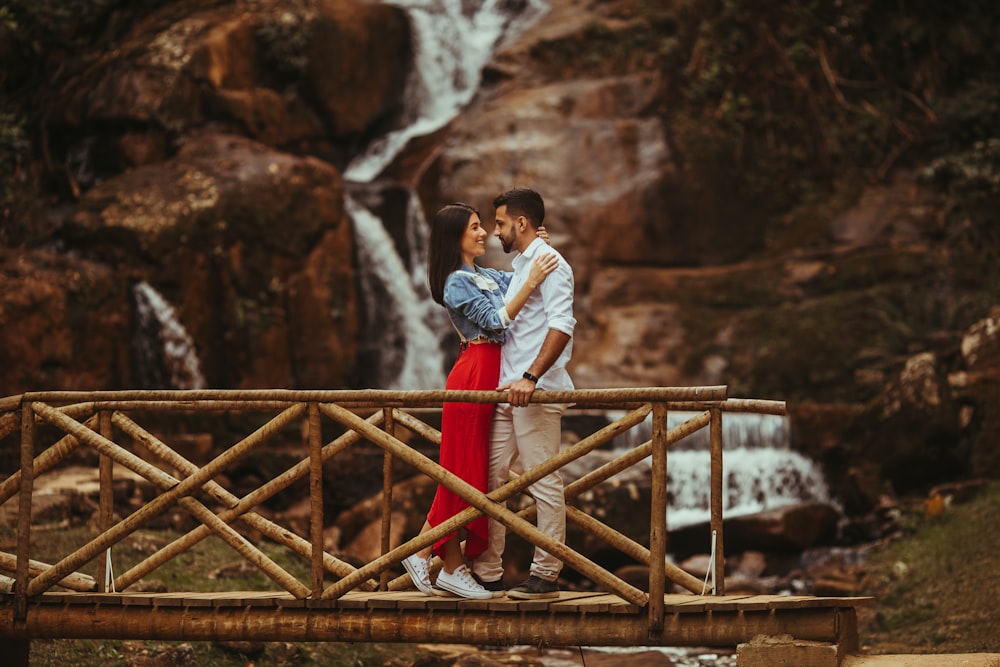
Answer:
[
  {"left": 348, "top": 197, "right": 446, "bottom": 389},
  {"left": 345, "top": 0, "right": 548, "bottom": 182},
  {"left": 132, "top": 281, "right": 206, "bottom": 390},
  {"left": 568, "top": 411, "right": 835, "bottom": 529}
]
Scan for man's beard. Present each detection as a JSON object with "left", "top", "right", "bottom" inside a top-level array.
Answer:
[{"left": 499, "top": 236, "right": 513, "bottom": 253}]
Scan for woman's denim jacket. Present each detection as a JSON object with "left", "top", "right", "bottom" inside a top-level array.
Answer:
[{"left": 443, "top": 266, "right": 513, "bottom": 344}]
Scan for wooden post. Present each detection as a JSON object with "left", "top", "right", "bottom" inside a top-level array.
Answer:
[
  {"left": 379, "top": 407, "right": 395, "bottom": 590},
  {"left": 110, "top": 411, "right": 379, "bottom": 592},
  {"left": 648, "top": 402, "right": 668, "bottom": 635},
  {"left": 98, "top": 411, "right": 114, "bottom": 592},
  {"left": 710, "top": 406, "right": 725, "bottom": 594},
  {"left": 15, "top": 401, "right": 35, "bottom": 624},
  {"left": 308, "top": 403, "right": 324, "bottom": 596}
]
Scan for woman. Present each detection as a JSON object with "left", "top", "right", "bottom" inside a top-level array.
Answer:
[{"left": 402, "top": 203, "right": 557, "bottom": 599}]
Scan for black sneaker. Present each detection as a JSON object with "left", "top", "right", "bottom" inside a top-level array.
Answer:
[
  {"left": 472, "top": 572, "right": 506, "bottom": 598},
  {"left": 507, "top": 575, "right": 559, "bottom": 599}
]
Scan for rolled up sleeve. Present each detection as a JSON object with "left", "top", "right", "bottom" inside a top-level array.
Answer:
[{"left": 540, "top": 257, "right": 575, "bottom": 337}]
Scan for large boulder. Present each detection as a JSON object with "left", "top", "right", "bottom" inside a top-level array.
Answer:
[
  {"left": 63, "top": 132, "right": 359, "bottom": 389},
  {"left": 0, "top": 249, "right": 129, "bottom": 396},
  {"left": 56, "top": 0, "right": 411, "bottom": 178}
]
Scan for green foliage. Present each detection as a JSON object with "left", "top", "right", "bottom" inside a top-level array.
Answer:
[
  {"left": 0, "top": 108, "right": 27, "bottom": 198},
  {"left": 0, "top": 7, "right": 16, "bottom": 31},
  {"left": 921, "top": 138, "right": 1000, "bottom": 285},
  {"left": 663, "top": 0, "right": 1000, "bottom": 219},
  {"left": 863, "top": 481, "right": 1000, "bottom": 652}
]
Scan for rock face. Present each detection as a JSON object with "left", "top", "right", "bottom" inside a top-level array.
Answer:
[{"left": 1, "top": 0, "right": 411, "bottom": 392}]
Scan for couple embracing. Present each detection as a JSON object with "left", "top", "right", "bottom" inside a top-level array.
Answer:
[{"left": 401, "top": 187, "right": 575, "bottom": 600}]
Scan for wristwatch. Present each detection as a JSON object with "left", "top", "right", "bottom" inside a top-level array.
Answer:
[{"left": 522, "top": 371, "right": 539, "bottom": 383}]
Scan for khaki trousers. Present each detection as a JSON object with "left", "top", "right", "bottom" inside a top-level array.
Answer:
[{"left": 474, "top": 402, "right": 566, "bottom": 582}]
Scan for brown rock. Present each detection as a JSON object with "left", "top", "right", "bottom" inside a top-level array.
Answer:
[
  {"left": 62, "top": 132, "right": 359, "bottom": 390},
  {"left": 0, "top": 250, "right": 129, "bottom": 396},
  {"left": 723, "top": 501, "right": 840, "bottom": 553}
]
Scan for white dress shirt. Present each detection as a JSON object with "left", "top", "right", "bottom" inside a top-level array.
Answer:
[{"left": 499, "top": 237, "right": 576, "bottom": 390}]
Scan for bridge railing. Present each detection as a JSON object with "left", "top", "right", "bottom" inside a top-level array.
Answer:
[{"left": 0, "top": 388, "right": 785, "bottom": 634}]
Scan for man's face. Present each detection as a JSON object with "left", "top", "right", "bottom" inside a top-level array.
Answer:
[{"left": 493, "top": 204, "right": 519, "bottom": 254}]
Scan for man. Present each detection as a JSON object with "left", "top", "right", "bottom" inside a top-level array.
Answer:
[{"left": 472, "top": 187, "right": 575, "bottom": 600}]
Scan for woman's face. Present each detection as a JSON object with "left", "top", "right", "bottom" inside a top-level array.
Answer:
[{"left": 460, "top": 212, "right": 488, "bottom": 264}]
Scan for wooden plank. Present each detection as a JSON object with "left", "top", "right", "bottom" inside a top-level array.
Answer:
[
  {"left": 336, "top": 591, "right": 371, "bottom": 610},
  {"left": 457, "top": 597, "right": 493, "bottom": 612},
  {"left": 391, "top": 592, "right": 434, "bottom": 610},
  {"left": 368, "top": 591, "right": 421, "bottom": 609},
  {"left": 549, "top": 592, "right": 611, "bottom": 613},
  {"left": 572, "top": 593, "right": 641, "bottom": 613},
  {"left": 696, "top": 595, "right": 756, "bottom": 611},
  {"left": 182, "top": 596, "right": 215, "bottom": 608},
  {"left": 665, "top": 596, "right": 709, "bottom": 612},
  {"left": 764, "top": 595, "right": 820, "bottom": 609},
  {"left": 275, "top": 596, "right": 307, "bottom": 608},
  {"left": 508, "top": 597, "right": 553, "bottom": 612},
  {"left": 150, "top": 594, "right": 185, "bottom": 608},
  {"left": 34, "top": 593, "right": 70, "bottom": 605},
  {"left": 304, "top": 597, "right": 338, "bottom": 610},
  {"left": 423, "top": 595, "right": 460, "bottom": 610},
  {"left": 74, "top": 593, "right": 125, "bottom": 605},
  {"left": 727, "top": 595, "right": 773, "bottom": 611},
  {"left": 121, "top": 594, "right": 154, "bottom": 607}
]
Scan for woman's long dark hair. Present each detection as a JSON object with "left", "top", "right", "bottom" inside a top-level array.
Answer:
[{"left": 428, "top": 203, "right": 477, "bottom": 306}]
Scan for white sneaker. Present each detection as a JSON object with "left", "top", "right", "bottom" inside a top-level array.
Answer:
[
  {"left": 434, "top": 564, "right": 493, "bottom": 600},
  {"left": 401, "top": 554, "right": 435, "bottom": 596}
]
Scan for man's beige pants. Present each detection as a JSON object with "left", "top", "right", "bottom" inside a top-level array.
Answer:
[{"left": 473, "top": 402, "right": 566, "bottom": 583}]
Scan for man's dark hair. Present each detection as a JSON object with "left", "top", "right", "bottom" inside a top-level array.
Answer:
[{"left": 493, "top": 187, "right": 545, "bottom": 228}]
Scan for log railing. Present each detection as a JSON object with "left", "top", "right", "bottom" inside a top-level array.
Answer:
[{"left": 0, "top": 387, "right": 786, "bottom": 635}]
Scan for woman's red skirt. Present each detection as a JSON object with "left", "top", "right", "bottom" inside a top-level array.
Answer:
[{"left": 426, "top": 341, "right": 500, "bottom": 559}]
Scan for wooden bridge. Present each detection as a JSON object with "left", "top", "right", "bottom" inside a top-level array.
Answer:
[{"left": 0, "top": 387, "right": 872, "bottom": 666}]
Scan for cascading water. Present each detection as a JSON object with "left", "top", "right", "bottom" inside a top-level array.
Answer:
[
  {"left": 348, "top": 197, "right": 448, "bottom": 389},
  {"left": 131, "top": 281, "right": 206, "bottom": 390},
  {"left": 343, "top": 0, "right": 548, "bottom": 389},
  {"left": 568, "top": 411, "right": 835, "bottom": 529},
  {"left": 344, "top": 0, "right": 548, "bottom": 183}
]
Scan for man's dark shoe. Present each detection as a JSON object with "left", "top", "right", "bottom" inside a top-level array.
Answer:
[
  {"left": 472, "top": 572, "right": 506, "bottom": 598},
  {"left": 507, "top": 575, "right": 559, "bottom": 600}
]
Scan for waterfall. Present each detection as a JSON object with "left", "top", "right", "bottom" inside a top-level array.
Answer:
[
  {"left": 131, "top": 281, "right": 206, "bottom": 390},
  {"left": 344, "top": 0, "right": 548, "bottom": 182},
  {"left": 567, "top": 411, "right": 834, "bottom": 529},
  {"left": 348, "top": 197, "right": 447, "bottom": 389},
  {"left": 343, "top": 0, "right": 548, "bottom": 388}
]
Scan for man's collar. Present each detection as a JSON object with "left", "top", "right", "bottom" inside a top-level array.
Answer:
[{"left": 518, "top": 236, "right": 547, "bottom": 258}]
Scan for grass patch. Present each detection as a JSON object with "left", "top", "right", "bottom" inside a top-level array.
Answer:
[{"left": 860, "top": 481, "right": 1000, "bottom": 654}]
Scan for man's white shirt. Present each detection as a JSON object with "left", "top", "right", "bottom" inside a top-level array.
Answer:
[{"left": 499, "top": 237, "right": 575, "bottom": 390}]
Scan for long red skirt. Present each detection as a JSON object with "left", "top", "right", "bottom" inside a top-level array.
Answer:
[{"left": 426, "top": 341, "right": 500, "bottom": 560}]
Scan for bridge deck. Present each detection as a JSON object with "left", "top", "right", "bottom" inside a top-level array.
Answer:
[{"left": 2, "top": 591, "right": 874, "bottom": 648}]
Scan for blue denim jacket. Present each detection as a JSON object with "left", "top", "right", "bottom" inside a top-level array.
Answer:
[{"left": 443, "top": 266, "right": 514, "bottom": 344}]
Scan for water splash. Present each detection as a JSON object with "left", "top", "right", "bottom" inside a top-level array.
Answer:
[
  {"left": 663, "top": 446, "right": 833, "bottom": 528},
  {"left": 570, "top": 411, "right": 834, "bottom": 528},
  {"left": 131, "top": 281, "right": 206, "bottom": 390}
]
